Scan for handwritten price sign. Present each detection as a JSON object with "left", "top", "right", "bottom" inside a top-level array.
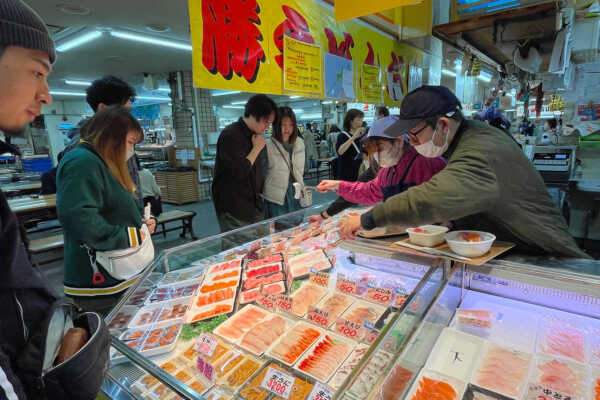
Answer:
[
  {"left": 362, "top": 327, "right": 379, "bottom": 345},
  {"left": 307, "top": 382, "right": 333, "bottom": 400},
  {"left": 257, "top": 293, "right": 277, "bottom": 311},
  {"left": 336, "top": 277, "right": 358, "bottom": 295},
  {"left": 196, "top": 333, "right": 217, "bottom": 357},
  {"left": 307, "top": 306, "right": 330, "bottom": 327},
  {"left": 309, "top": 271, "right": 330, "bottom": 287},
  {"left": 336, "top": 317, "right": 363, "bottom": 339},
  {"left": 276, "top": 295, "right": 293, "bottom": 312},
  {"left": 525, "top": 384, "right": 573, "bottom": 400},
  {"left": 261, "top": 367, "right": 295, "bottom": 399},
  {"left": 196, "top": 357, "right": 215, "bottom": 382},
  {"left": 366, "top": 287, "right": 393, "bottom": 305}
]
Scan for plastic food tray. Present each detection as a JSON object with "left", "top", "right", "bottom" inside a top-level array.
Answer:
[
  {"left": 213, "top": 305, "right": 274, "bottom": 345},
  {"left": 108, "top": 305, "right": 139, "bottom": 333},
  {"left": 144, "top": 281, "right": 199, "bottom": 306},
  {"left": 237, "top": 314, "right": 295, "bottom": 357},
  {"left": 129, "top": 298, "right": 192, "bottom": 329},
  {"left": 157, "top": 266, "right": 206, "bottom": 287},
  {"left": 266, "top": 321, "right": 325, "bottom": 367},
  {"left": 404, "top": 369, "right": 467, "bottom": 400},
  {"left": 293, "top": 331, "right": 356, "bottom": 383},
  {"left": 113, "top": 320, "right": 183, "bottom": 364}
]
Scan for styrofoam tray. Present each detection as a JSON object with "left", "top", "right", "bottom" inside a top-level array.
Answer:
[
  {"left": 266, "top": 321, "right": 324, "bottom": 367},
  {"left": 144, "top": 281, "right": 199, "bottom": 306},
  {"left": 293, "top": 331, "right": 356, "bottom": 383},
  {"left": 205, "top": 267, "right": 242, "bottom": 284},
  {"left": 237, "top": 314, "right": 295, "bottom": 356},
  {"left": 213, "top": 304, "right": 274, "bottom": 345},
  {"left": 186, "top": 298, "right": 235, "bottom": 324},
  {"left": 129, "top": 297, "right": 192, "bottom": 329},
  {"left": 313, "top": 292, "right": 355, "bottom": 328},
  {"left": 338, "top": 299, "right": 387, "bottom": 327},
  {"left": 112, "top": 320, "right": 183, "bottom": 364},
  {"left": 206, "top": 259, "right": 243, "bottom": 276}
]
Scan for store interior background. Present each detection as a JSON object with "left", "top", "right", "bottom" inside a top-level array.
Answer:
[{"left": 3, "top": 0, "right": 600, "bottom": 294}]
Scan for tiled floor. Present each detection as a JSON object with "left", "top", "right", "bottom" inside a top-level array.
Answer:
[{"left": 34, "top": 187, "right": 337, "bottom": 295}]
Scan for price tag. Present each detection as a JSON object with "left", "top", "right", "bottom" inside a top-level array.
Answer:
[
  {"left": 307, "top": 306, "right": 330, "bottom": 327},
  {"left": 525, "top": 384, "right": 573, "bottom": 400},
  {"left": 276, "top": 294, "right": 293, "bottom": 313},
  {"left": 366, "top": 286, "right": 393, "bottom": 305},
  {"left": 394, "top": 292, "right": 408, "bottom": 308},
  {"left": 309, "top": 270, "right": 330, "bottom": 287},
  {"left": 257, "top": 292, "right": 277, "bottom": 311},
  {"left": 196, "top": 356, "right": 215, "bottom": 382},
  {"left": 335, "top": 317, "right": 363, "bottom": 340},
  {"left": 196, "top": 333, "right": 218, "bottom": 357},
  {"left": 307, "top": 382, "right": 334, "bottom": 400},
  {"left": 362, "top": 327, "right": 379, "bottom": 345},
  {"left": 336, "top": 276, "right": 358, "bottom": 295},
  {"left": 260, "top": 367, "right": 295, "bottom": 399}
]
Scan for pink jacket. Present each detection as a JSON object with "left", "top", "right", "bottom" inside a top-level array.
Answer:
[{"left": 337, "top": 146, "right": 446, "bottom": 205}]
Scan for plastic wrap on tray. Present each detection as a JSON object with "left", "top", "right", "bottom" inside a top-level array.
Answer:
[
  {"left": 424, "top": 328, "right": 484, "bottom": 382},
  {"left": 329, "top": 344, "right": 370, "bottom": 390},
  {"left": 146, "top": 282, "right": 199, "bottom": 305},
  {"left": 295, "top": 332, "right": 355, "bottom": 382},
  {"left": 267, "top": 321, "right": 323, "bottom": 366},
  {"left": 406, "top": 370, "right": 466, "bottom": 400},
  {"left": 219, "top": 355, "right": 263, "bottom": 391},
  {"left": 289, "top": 282, "right": 328, "bottom": 317},
  {"left": 536, "top": 317, "right": 587, "bottom": 364},
  {"left": 239, "top": 314, "right": 293, "bottom": 356},
  {"left": 528, "top": 354, "right": 587, "bottom": 398},
  {"left": 129, "top": 299, "right": 190, "bottom": 329},
  {"left": 207, "top": 259, "right": 243, "bottom": 276},
  {"left": 287, "top": 249, "right": 332, "bottom": 278},
  {"left": 239, "top": 362, "right": 313, "bottom": 400},
  {"left": 107, "top": 305, "right": 138, "bottom": 332},
  {"left": 347, "top": 350, "right": 395, "bottom": 398},
  {"left": 213, "top": 305, "right": 272, "bottom": 344},
  {"left": 125, "top": 286, "right": 152, "bottom": 307},
  {"left": 240, "top": 282, "right": 285, "bottom": 304}
]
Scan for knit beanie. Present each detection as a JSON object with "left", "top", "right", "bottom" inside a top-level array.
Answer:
[{"left": 0, "top": 0, "right": 56, "bottom": 63}]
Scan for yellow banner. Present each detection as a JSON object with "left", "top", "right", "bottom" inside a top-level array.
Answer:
[
  {"left": 189, "top": 0, "right": 426, "bottom": 105},
  {"left": 334, "top": 0, "right": 422, "bottom": 22},
  {"left": 283, "top": 36, "right": 323, "bottom": 97},
  {"left": 362, "top": 64, "right": 382, "bottom": 104}
]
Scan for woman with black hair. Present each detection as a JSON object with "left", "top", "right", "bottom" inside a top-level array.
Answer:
[
  {"left": 336, "top": 109, "right": 365, "bottom": 181},
  {"left": 263, "top": 107, "right": 305, "bottom": 218}
]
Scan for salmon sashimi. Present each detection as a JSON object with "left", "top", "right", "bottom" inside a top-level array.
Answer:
[
  {"left": 240, "top": 282, "right": 285, "bottom": 304},
  {"left": 344, "top": 305, "right": 380, "bottom": 325},
  {"left": 215, "top": 305, "right": 268, "bottom": 340},
  {"left": 245, "top": 263, "right": 281, "bottom": 279},
  {"left": 269, "top": 324, "right": 321, "bottom": 364},
  {"left": 474, "top": 345, "right": 530, "bottom": 398},
  {"left": 196, "top": 288, "right": 235, "bottom": 307},
  {"left": 290, "top": 283, "right": 327, "bottom": 316},
  {"left": 540, "top": 323, "right": 585, "bottom": 363},
  {"left": 240, "top": 315, "right": 288, "bottom": 354},
  {"left": 411, "top": 376, "right": 457, "bottom": 400},
  {"left": 243, "top": 271, "right": 284, "bottom": 290},
  {"left": 200, "top": 279, "right": 238, "bottom": 293},
  {"left": 189, "top": 303, "right": 232, "bottom": 323},
  {"left": 595, "top": 378, "right": 600, "bottom": 400},
  {"left": 456, "top": 309, "right": 493, "bottom": 329},
  {"left": 381, "top": 364, "right": 413, "bottom": 400},
  {"left": 297, "top": 335, "right": 352, "bottom": 381},
  {"left": 537, "top": 358, "right": 584, "bottom": 397},
  {"left": 209, "top": 270, "right": 240, "bottom": 282},
  {"left": 318, "top": 293, "right": 353, "bottom": 320}
]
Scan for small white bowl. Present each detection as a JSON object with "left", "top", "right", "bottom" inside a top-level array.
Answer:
[
  {"left": 406, "top": 225, "right": 449, "bottom": 247},
  {"left": 445, "top": 231, "right": 496, "bottom": 257}
]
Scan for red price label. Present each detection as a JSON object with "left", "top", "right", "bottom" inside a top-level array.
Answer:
[
  {"left": 366, "top": 287, "right": 392, "bottom": 305},
  {"left": 276, "top": 295, "right": 293, "bottom": 312},
  {"left": 335, "top": 317, "right": 363, "bottom": 339},
  {"left": 260, "top": 367, "right": 295, "bottom": 399},
  {"left": 309, "top": 271, "right": 330, "bottom": 287},
  {"left": 336, "top": 278, "right": 357, "bottom": 295},
  {"left": 307, "top": 306, "right": 330, "bottom": 327},
  {"left": 196, "top": 333, "right": 217, "bottom": 357},
  {"left": 257, "top": 293, "right": 277, "bottom": 311},
  {"left": 525, "top": 384, "right": 572, "bottom": 400}
]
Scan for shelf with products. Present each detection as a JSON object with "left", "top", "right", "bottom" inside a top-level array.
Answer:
[{"left": 103, "top": 205, "right": 445, "bottom": 400}]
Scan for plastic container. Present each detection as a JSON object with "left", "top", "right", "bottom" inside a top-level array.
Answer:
[
  {"left": 145, "top": 282, "right": 199, "bottom": 305},
  {"left": 406, "top": 225, "right": 449, "bottom": 247},
  {"left": 129, "top": 298, "right": 191, "bottom": 329},
  {"left": 404, "top": 369, "right": 466, "bottom": 400},
  {"left": 445, "top": 230, "right": 496, "bottom": 257},
  {"left": 157, "top": 266, "right": 205, "bottom": 287},
  {"left": 294, "top": 331, "right": 356, "bottom": 383}
]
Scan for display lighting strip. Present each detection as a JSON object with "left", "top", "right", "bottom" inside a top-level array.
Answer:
[
  {"left": 289, "top": 95, "right": 302, "bottom": 99},
  {"left": 137, "top": 96, "right": 171, "bottom": 101},
  {"left": 110, "top": 30, "right": 192, "bottom": 51},
  {"left": 231, "top": 100, "right": 247, "bottom": 105},
  {"left": 56, "top": 30, "right": 103, "bottom": 52},
  {"left": 477, "top": 71, "right": 493, "bottom": 83}
]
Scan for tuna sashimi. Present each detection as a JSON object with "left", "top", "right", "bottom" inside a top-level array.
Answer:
[
  {"left": 290, "top": 283, "right": 327, "bottom": 316},
  {"left": 297, "top": 334, "right": 353, "bottom": 381},
  {"left": 245, "top": 263, "right": 281, "bottom": 279},
  {"left": 243, "top": 271, "right": 284, "bottom": 291},
  {"left": 240, "top": 315, "right": 288, "bottom": 354},
  {"left": 410, "top": 376, "right": 457, "bottom": 400},
  {"left": 473, "top": 345, "right": 530, "bottom": 398}
]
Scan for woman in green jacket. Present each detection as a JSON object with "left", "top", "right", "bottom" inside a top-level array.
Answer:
[{"left": 57, "top": 106, "right": 156, "bottom": 314}]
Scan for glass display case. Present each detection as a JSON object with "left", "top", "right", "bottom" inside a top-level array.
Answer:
[
  {"left": 372, "top": 259, "right": 600, "bottom": 400},
  {"left": 101, "top": 207, "right": 447, "bottom": 400}
]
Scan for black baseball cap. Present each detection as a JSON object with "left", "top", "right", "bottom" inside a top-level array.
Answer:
[{"left": 385, "top": 85, "right": 462, "bottom": 136}]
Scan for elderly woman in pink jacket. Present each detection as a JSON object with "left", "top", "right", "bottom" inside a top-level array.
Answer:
[{"left": 317, "top": 116, "right": 446, "bottom": 205}]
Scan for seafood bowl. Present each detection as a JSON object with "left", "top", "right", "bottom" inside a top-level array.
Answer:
[
  {"left": 445, "top": 231, "right": 496, "bottom": 257},
  {"left": 406, "top": 225, "right": 449, "bottom": 247}
]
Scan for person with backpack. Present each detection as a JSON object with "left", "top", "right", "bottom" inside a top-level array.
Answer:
[{"left": 0, "top": 1, "right": 109, "bottom": 398}]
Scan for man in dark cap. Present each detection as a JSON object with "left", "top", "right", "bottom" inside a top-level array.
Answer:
[
  {"left": 340, "top": 85, "right": 588, "bottom": 258},
  {"left": 0, "top": 1, "right": 59, "bottom": 398}
]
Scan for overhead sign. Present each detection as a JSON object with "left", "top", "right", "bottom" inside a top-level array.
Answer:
[{"left": 334, "top": 0, "right": 422, "bottom": 22}]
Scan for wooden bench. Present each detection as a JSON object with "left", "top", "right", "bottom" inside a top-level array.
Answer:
[
  {"left": 153, "top": 210, "right": 198, "bottom": 240},
  {"left": 28, "top": 233, "right": 64, "bottom": 266}
]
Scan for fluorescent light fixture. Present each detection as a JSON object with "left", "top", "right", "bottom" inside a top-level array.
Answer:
[
  {"left": 56, "top": 30, "right": 102, "bottom": 52},
  {"left": 110, "top": 30, "right": 192, "bottom": 51},
  {"left": 231, "top": 101, "right": 247, "bottom": 105},
  {"left": 50, "top": 90, "right": 86, "bottom": 97},
  {"left": 454, "top": 59, "right": 462, "bottom": 71},
  {"left": 222, "top": 105, "right": 244, "bottom": 109},
  {"left": 477, "top": 72, "right": 492, "bottom": 83},
  {"left": 289, "top": 95, "right": 302, "bottom": 99},
  {"left": 442, "top": 69, "right": 456, "bottom": 77},
  {"left": 504, "top": 109, "right": 516, "bottom": 112},
  {"left": 136, "top": 96, "right": 171, "bottom": 101},
  {"left": 212, "top": 90, "right": 241, "bottom": 97},
  {"left": 321, "top": 100, "right": 333, "bottom": 104},
  {"left": 65, "top": 79, "right": 92, "bottom": 87},
  {"left": 157, "top": 87, "right": 171, "bottom": 92},
  {"left": 293, "top": 109, "right": 304, "bottom": 114}
]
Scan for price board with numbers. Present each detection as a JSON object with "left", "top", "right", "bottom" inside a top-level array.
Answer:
[
  {"left": 257, "top": 293, "right": 278, "bottom": 311},
  {"left": 276, "top": 294, "right": 293, "bottom": 313},
  {"left": 309, "top": 270, "right": 330, "bottom": 287},
  {"left": 366, "top": 286, "right": 393, "bottom": 306},
  {"left": 335, "top": 317, "right": 364, "bottom": 340},
  {"left": 261, "top": 367, "right": 296, "bottom": 399},
  {"left": 196, "top": 333, "right": 218, "bottom": 357},
  {"left": 336, "top": 276, "right": 358, "bottom": 295},
  {"left": 307, "top": 306, "right": 330, "bottom": 327},
  {"left": 307, "top": 382, "right": 334, "bottom": 400},
  {"left": 525, "top": 384, "right": 573, "bottom": 400}
]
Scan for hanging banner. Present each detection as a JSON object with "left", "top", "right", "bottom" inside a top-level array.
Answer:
[
  {"left": 362, "top": 64, "right": 382, "bottom": 104},
  {"left": 334, "top": 0, "right": 422, "bottom": 22},
  {"left": 283, "top": 36, "right": 323, "bottom": 97},
  {"left": 189, "top": 0, "right": 426, "bottom": 104}
]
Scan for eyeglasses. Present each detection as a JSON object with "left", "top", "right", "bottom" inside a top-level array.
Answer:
[{"left": 407, "top": 121, "right": 430, "bottom": 142}]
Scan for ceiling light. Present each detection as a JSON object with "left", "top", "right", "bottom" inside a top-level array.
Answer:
[
  {"left": 56, "top": 30, "right": 102, "bottom": 52},
  {"left": 50, "top": 90, "right": 86, "bottom": 97},
  {"left": 231, "top": 101, "right": 247, "bottom": 105},
  {"left": 222, "top": 105, "right": 244, "bottom": 109},
  {"left": 212, "top": 91, "right": 241, "bottom": 97},
  {"left": 289, "top": 95, "right": 302, "bottom": 99},
  {"left": 65, "top": 79, "right": 92, "bottom": 87},
  {"left": 110, "top": 30, "right": 192, "bottom": 51},
  {"left": 504, "top": 109, "right": 516, "bottom": 112},
  {"left": 137, "top": 96, "right": 171, "bottom": 101},
  {"left": 477, "top": 72, "right": 492, "bottom": 83},
  {"left": 442, "top": 69, "right": 456, "bottom": 77},
  {"left": 293, "top": 109, "right": 304, "bottom": 114},
  {"left": 322, "top": 101, "right": 333, "bottom": 104},
  {"left": 156, "top": 87, "right": 171, "bottom": 93}
]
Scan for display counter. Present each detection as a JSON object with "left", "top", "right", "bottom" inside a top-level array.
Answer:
[{"left": 101, "top": 207, "right": 600, "bottom": 400}]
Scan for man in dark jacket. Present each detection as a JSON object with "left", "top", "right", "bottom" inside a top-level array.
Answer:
[
  {"left": 212, "top": 94, "right": 277, "bottom": 243},
  {"left": 0, "top": 1, "right": 59, "bottom": 398}
]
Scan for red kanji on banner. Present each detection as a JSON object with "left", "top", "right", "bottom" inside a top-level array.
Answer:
[
  {"left": 202, "top": 0, "right": 265, "bottom": 83},
  {"left": 273, "top": 5, "right": 315, "bottom": 68},
  {"left": 364, "top": 42, "right": 375, "bottom": 66},
  {"left": 324, "top": 28, "right": 354, "bottom": 60}
]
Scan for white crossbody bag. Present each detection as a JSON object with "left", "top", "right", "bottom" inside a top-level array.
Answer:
[{"left": 85, "top": 224, "right": 155, "bottom": 284}]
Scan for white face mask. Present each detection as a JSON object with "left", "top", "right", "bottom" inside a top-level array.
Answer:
[
  {"left": 414, "top": 125, "right": 449, "bottom": 158},
  {"left": 376, "top": 140, "right": 403, "bottom": 168}
]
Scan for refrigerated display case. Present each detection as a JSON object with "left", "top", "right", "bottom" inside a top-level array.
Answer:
[
  {"left": 370, "top": 258, "right": 600, "bottom": 400},
  {"left": 101, "top": 207, "right": 448, "bottom": 400}
]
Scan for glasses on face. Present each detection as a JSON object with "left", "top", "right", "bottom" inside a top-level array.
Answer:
[{"left": 407, "top": 121, "right": 429, "bottom": 142}]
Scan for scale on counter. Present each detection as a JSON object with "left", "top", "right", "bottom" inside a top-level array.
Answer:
[{"left": 523, "top": 145, "right": 577, "bottom": 183}]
